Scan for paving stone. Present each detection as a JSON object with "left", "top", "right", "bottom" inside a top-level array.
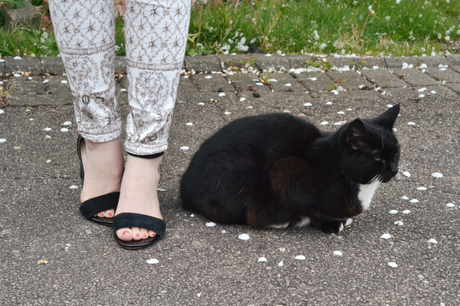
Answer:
[
  {"left": 444, "top": 83, "right": 460, "bottom": 93},
  {"left": 361, "top": 57, "right": 387, "bottom": 69},
  {"left": 7, "top": 77, "right": 73, "bottom": 106},
  {"left": 178, "top": 76, "right": 199, "bottom": 94},
  {"left": 286, "top": 55, "right": 312, "bottom": 69},
  {"left": 114, "top": 56, "right": 126, "bottom": 72},
  {"left": 450, "top": 66, "right": 460, "bottom": 74},
  {"left": 329, "top": 57, "right": 361, "bottom": 70},
  {"left": 251, "top": 54, "right": 290, "bottom": 72},
  {"left": 423, "top": 67, "right": 460, "bottom": 83},
  {"left": 385, "top": 56, "right": 448, "bottom": 68},
  {"left": 43, "top": 76, "right": 71, "bottom": 95},
  {"left": 184, "top": 55, "right": 221, "bottom": 72},
  {"left": 391, "top": 68, "right": 439, "bottom": 86},
  {"left": 40, "top": 57, "right": 66, "bottom": 75},
  {"left": 226, "top": 73, "right": 270, "bottom": 93},
  {"left": 314, "top": 89, "right": 381, "bottom": 99},
  {"left": 176, "top": 91, "right": 239, "bottom": 104},
  {"left": 190, "top": 74, "right": 234, "bottom": 92},
  {"left": 262, "top": 73, "right": 305, "bottom": 92},
  {"left": 326, "top": 71, "right": 374, "bottom": 91},
  {"left": 215, "top": 54, "right": 254, "bottom": 69},
  {"left": 445, "top": 54, "right": 460, "bottom": 66},
  {"left": 0, "top": 59, "right": 4, "bottom": 76},
  {"left": 361, "top": 69, "right": 408, "bottom": 88},
  {"left": 5, "top": 57, "right": 41, "bottom": 75},
  {"left": 294, "top": 72, "right": 334, "bottom": 92},
  {"left": 238, "top": 91, "right": 312, "bottom": 112},
  {"left": 381, "top": 86, "right": 454, "bottom": 98}
]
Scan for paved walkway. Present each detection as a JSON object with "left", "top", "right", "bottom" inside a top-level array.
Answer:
[{"left": 1, "top": 55, "right": 460, "bottom": 305}]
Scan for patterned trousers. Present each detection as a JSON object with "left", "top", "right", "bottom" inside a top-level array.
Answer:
[{"left": 49, "top": 0, "right": 191, "bottom": 155}]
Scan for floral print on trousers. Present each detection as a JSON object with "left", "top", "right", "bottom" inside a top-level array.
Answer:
[{"left": 49, "top": 0, "right": 191, "bottom": 155}]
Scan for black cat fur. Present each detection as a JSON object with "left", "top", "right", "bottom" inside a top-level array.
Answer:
[{"left": 180, "top": 105, "right": 400, "bottom": 233}]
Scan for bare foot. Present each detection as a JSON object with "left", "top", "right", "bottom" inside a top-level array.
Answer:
[
  {"left": 80, "top": 138, "right": 124, "bottom": 218},
  {"left": 115, "top": 155, "right": 163, "bottom": 241}
]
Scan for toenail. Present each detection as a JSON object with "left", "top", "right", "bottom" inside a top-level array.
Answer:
[
  {"left": 122, "top": 231, "right": 130, "bottom": 236},
  {"left": 107, "top": 213, "right": 112, "bottom": 216},
  {"left": 143, "top": 234, "right": 147, "bottom": 238},
  {"left": 136, "top": 234, "right": 140, "bottom": 237}
]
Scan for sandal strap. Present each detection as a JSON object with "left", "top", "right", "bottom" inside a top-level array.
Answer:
[
  {"left": 113, "top": 213, "right": 166, "bottom": 238},
  {"left": 79, "top": 192, "right": 120, "bottom": 220}
]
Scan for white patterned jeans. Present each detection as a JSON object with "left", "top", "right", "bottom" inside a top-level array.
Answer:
[{"left": 49, "top": 0, "right": 191, "bottom": 155}]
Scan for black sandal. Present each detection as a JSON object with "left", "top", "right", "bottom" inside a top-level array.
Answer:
[
  {"left": 77, "top": 135, "right": 120, "bottom": 226},
  {"left": 113, "top": 213, "right": 165, "bottom": 250}
]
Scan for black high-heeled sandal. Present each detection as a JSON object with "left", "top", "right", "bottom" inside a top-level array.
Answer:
[
  {"left": 113, "top": 152, "right": 165, "bottom": 250},
  {"left": 113, "top": 213, "right": 165, "bottom": 250},
  {"left": 77, "top": 135, "right": 120, "bottom": 226}
]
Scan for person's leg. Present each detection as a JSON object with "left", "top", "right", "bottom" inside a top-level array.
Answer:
[
  {"left": 49, "top": 0, "right": 124, "bottom": 218},
  {"left": 115, "top": 0, "right": 191, "bottom": 241}
]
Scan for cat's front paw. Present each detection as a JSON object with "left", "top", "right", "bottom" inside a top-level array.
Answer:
[{"left": 312, "top": 219, "right": 347, "bottom": 234}]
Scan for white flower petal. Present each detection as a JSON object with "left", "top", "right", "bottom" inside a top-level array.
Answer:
[
  {"left": 258, "top": 257, "right": 267, "bottom": 262},
  {"left": 407, "top": 122, "right": 416, "bottom": 126},
  {"left": 60, "top": 128, "right": 69, "bottom": 132},
  {"left": 238, "top": 234, "right": 250, "bottom": 240},
  {"left": 198, "top": 102, "right": 205, "bottom": 105},
  {"left": 417, "top": 187, "right": 427, "bottom": 190},
  {"left": 0, "top": 110, "right": 4, "bottom": 114},
  {"left": 69, "top": 185, "right": 78, "bottom": 189},
  {"left": 380, "top": 234, "right": 391, "bottom": 239},
  {"left": 403, "top": 171, "right": 411, "bottom": 177},
  {"left": 388, "top": 262, "right": 398, "bottom": 268},
  {"left": 62, "top": 121, "right": 71, "bottom": 126},
  {"left": 337, "top": 111, "right": 345, "bottom": 115},
  {"left": 431, "top": 172, "right": 443, "bottom": 178},
  {"left": 285, "top": 83, "right": 292, "bottom": 87},
  {"left": 120, "top": 88, "right": 127, "bottom": 92},
  {"left": 186, "top": 122, "right": 193, "bottom": 126},
  {"left": 205, "top": 76, "right": 213, "bottom": 79},
  {"left": 295, "top": 255, "right": 306, "bottom": 260},
  {"left": 146, "top": 258, "right": 159, "bottom": 264},
  {"left": 304, "top": 103, "right": 312, "bottom": 107},
  {"left": 278, "top": 261, "right": 284, "bottom": 267},
  {"left": 180, "top": 146, "right": 189, "bottom": 151},
  {"left": 44, "top": 127, "right": 52, "bottom": 131},
  {"left": 389, "top": 210, "right": 399, "bottom": 214},
  {"left": 418, "top": 88, "right": 427, "bottom": 92},
  {"left": 409, "top": 199, "right": 419, "bottom": 203},
  {"left": 0, "top": 138, "right": 7, "bottom": 143},
  {"left": 394, "top": 220, "right": 404, "bottom": 226},
  {"left": 446, "top": 203, "right": 455, "bottom": 208},
  {"left": 401, "top": 196, "right": 409, "bottom": 200},
  {"left": 325, "top": 101, "right": 333, "bottom": 105},
  {"left": 402, "top": 210, "right": 411, "bottom": 214},
  {"left": 320, "top": 121, "right": 329, "bottom": 125},
  {"left": 61, "top": 80, "right": 68, "bottom": 84},
  {"left": 224, "top": 111, "right": 231, "bottom": 115},
  {"left": 333, "top": 251, "right": 343, "bottom": 256},
  {"left": 205, "top": 222, "right": 216, "bottom": 227},
  {"left": 427, "top": 239, "right": 437, "bottom": 244}
]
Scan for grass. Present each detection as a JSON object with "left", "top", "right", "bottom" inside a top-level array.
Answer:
[{"left": 0, "top": 0, "right": 460, "bottom": 59}]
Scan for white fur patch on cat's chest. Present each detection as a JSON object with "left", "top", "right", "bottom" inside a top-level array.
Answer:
[{"left": 358, "top": 180, "right": 381, "bottom": 210}]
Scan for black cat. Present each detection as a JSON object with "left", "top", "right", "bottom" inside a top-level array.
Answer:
[{"left": 180, "top": 105, "right": 400, "bottom": 234}]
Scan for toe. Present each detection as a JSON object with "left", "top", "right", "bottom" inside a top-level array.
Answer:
[
  {"left": 104, "top": 209, "right": 115, "bottom": 218},
  {"left": 148, "top": 230, "right": 156, "bottom": 238},
  {"left": 97, "top": 212, "right": 105, "bottom": 218},
  {"left": 139, "top": 228, "right": 148, "bottom": 239},
  {"left": 116, "top": 228, "right": 133, "bottom": 241},
  {"left": 132, "top": 227, "right": 142, "bottom": 240}
]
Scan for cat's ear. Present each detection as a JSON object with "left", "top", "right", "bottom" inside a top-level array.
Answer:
[
  {"left": 375, "top": 104, "right": 400, "bottom": 130},
  {"left": 346, "top": 119, "right": 367, "bottom": 150}
]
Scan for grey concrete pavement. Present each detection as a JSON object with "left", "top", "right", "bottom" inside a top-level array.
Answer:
[{"left": 0, "top": 55, "right": 460, "bottom": 305}]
